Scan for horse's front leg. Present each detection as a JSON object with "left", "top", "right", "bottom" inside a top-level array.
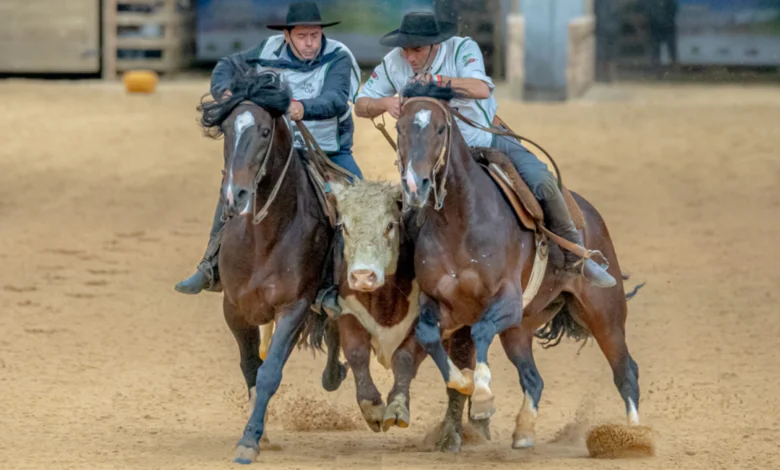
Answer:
[
  {"left": 233, "top": 298, "right": 310, "bottom": 464},
  {"left": 224, "top": 299, "right": 270, "bottom": 443},
  {"left": 321, "top": 317, "right": 348, "bottom": 391},
  {"left": 415, "top": 293, "right": 474, "bottom": 395},
  {"left": 469, "top": 283, "right": 524, "bottom": 420}
]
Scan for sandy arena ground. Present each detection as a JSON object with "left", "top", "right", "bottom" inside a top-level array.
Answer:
[{"left": 1, "top": 79, "right": 779, "bottom": 470}]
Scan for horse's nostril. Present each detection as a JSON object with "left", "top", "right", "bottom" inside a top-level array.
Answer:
[
  {"left": 236, "top": 189, "right": 249, "bottom": 201},
  {"left": 420, "top": 178, "right": 431, "bottom": 191}
]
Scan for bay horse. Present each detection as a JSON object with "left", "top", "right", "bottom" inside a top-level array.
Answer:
[
  {"left": 395, "top": 82, "right": 640, "bottom": 450},
  {"left": 198, "top": 69, "right": 338, "bottom": 464}
]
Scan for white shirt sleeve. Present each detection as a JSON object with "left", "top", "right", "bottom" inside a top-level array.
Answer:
[
  {"left": 357, "top": 60, "right": 398, "bottom": 100},
  {"left": 453, "top": 38, "right": 494, "bottom": 90}
]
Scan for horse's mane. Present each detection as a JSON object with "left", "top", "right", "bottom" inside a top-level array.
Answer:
[
  {"left": 400, "top": 81, "right": 468, "bottom": 102},
  {"left": 198, "top": 67, "right": 291, "bottom": 139}
]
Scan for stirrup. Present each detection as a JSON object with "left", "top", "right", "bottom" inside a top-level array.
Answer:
[
  {"left": 566, "top": 248, "right": 609, "bottom": 274},
  {"left": 197, "top": 260, "right": 222, "bottom": 293}
]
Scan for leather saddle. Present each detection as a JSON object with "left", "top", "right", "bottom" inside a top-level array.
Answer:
[{"left": 470, "top": 146, "right": 585, "bottom": 234}]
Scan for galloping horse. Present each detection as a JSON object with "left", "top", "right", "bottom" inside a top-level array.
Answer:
[
  {"left": 396, "top": 82, "right": 640, "bottom": 450},
  {"left": 198, "top": 69, "right": 336, "bottom": 464}
]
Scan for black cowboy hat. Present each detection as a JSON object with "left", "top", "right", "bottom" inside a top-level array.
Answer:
[
  {"left": 379, "top": 11, "right": 457, "bottom": 48},
  {"left": 267, "top": 2, "right": 340, "bottom": 31}
]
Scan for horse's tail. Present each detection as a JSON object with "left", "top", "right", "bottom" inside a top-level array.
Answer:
[
  {"left": 534, "top": 295, "right": 590, "bottom": 349},
  {"left": 297, "top": 308, "right": 328, "bottom": 354}
]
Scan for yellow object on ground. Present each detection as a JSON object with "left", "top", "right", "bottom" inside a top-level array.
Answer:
[{"left": 123, "top": 70, "right": 159, "bottom": 93}]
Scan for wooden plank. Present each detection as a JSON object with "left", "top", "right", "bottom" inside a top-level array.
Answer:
[
  {"left": 115, "top": 12, "right": 180, "bottom": 26},
  {"left": 0, "top": 0, "right": 100, "bottom": 73},
  {"left": 116, "top": 36, "right": 184, "bottom": 49},
  {"left": 104, "top": 0, "right": 194, "bottom": 78},
  {"left": 103, "top": 0, "right": 117, "bottom": 79},
  {"left": 117, "top": 0, "right": 164, "bottom": 5},
  {"left": 116, "top": 57, "right": 182, "bottom": 72}
]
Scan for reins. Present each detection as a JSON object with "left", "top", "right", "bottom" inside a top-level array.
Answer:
[
  {"left": 386, "top": 95, "right": 604, "bottom": 267},
  {"left": 243, "top": 116, "right": 356, "bottom": 225},
  {"left": 250, "top": 118, "right": 294, "bottom": 224},
  {"left": 295, "top": 120, "right": 357, "bottom": 185}
]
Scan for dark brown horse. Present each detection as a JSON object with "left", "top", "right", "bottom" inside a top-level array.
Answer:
[
  {"left": 198, "top": 69, "right": 336, "bottom": 464},
  {"left": 395, "top": 82, "right": 640, "bottom": 451}
]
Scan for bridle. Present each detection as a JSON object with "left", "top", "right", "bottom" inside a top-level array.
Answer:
[
  {"left": 396, "top": 96, "right": 455, "bottom": 211},
  {"left": 227, "top": 104, "right": 356, "bottom": 226},
  {"left": 224, "top": 106, "right": 295, "bottom": 225}
]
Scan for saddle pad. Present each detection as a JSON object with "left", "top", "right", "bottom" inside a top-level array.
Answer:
[{"left": 471, "top": 147, "right": 585, "bottom": 231}]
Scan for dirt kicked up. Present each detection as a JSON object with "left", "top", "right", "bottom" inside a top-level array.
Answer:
[{"left": 1, "top": 79, "right": 779, "bottom": 470}]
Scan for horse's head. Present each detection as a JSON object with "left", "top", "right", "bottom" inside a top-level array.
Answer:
[
  {"left": 198, "top": 70, "right": 291, "bottom": 217},
  {"left": 396, "top": 82, "right": 462, "bottom": 208},
  {"left": 330, "top": 180, "right": 404, "bottom": 292}
]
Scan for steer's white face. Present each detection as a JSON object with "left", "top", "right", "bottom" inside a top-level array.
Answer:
[{"left": 330, "top": 180, "right": 403, "bottom": 292}]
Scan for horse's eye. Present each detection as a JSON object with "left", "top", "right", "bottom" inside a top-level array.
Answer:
[
  {"left": 385, "top": 222, "right": 395, "bottom": 235},
  {"left": 262, "top": 128, "right": 271, "bottom": 138},
  {"left": 437, "top": 125, "right": 445, "bottom": 135}
]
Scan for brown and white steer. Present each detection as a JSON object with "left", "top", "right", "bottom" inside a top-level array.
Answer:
[
  {"left": 326, "top": 180, "right": 425, "bottom": 432},
  {"left": 326, "top": 181, "right": 491, "bottom": 449}
]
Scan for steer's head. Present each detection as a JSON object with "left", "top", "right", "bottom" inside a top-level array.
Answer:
[{"left": 331, "top": 180, "right": 403, "bottom": 292}]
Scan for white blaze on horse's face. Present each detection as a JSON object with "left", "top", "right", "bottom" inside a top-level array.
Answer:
[
  {"left": 404, "top": 166, "right": 419, "bottom": 194},
  {"left": 331, "top": 181, "right": 403, "bottom": 292},
  {"left": 226, "top": 110, "right": 255, "bottom": 207},
  {"left": 414, "top": 109, "right": 431, "bottom": 130}
]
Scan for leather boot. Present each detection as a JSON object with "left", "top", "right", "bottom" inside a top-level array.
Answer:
[
  {"left": 312, "top": 228, "right": 343, "bottom": 318},
  {"left": 540, "top": 194, "right": 616, "bottom": 288},
  {"left": 174, "top": 200, "right": 225, "bottom": 295}
]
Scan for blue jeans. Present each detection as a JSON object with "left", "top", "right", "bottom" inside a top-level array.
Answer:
[
  {"left": 489, "top": 131, "right": 577, "bottom": 239},
  {"left": 327, "top": 150, "right": 363, "bottom": 182},
  {"left": 490, "top": 133, "right": 558, "bottom": 202}
]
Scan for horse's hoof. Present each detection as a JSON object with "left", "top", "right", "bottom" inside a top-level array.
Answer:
[
  {"left": 233, "top": 445, "right": 259, "bottom": 464},
  {"left": 468, "top": 417, "right": 491, "bottom": 441},
  {"left": 469, "top": 388, "right": 496, "bottom": 420},
  {"left": 512, "top": 435, "right": 535, "bottom": 449},
  {"left": 359, "top": 399, "right": 386, "bottom": 433},
  {"left": 437, "top": 426, "right": 462, "bottom": 453},
  {"left": 321, "top": 362, "right": 348, "bottom": 392},
  {"left": 382, "top": 395, "right": 410, "bottom": 431},
  {"left": 447, "top": 368, "right": 475, "bottom": 396}
]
